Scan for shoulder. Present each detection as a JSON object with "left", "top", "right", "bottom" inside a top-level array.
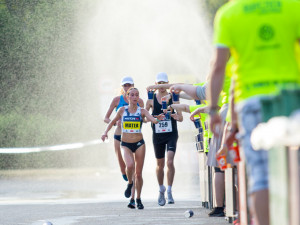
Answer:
[
  {"left": 117, "top": 106, "right": 126, "bottom": 113},
  {"left": 215, "top": 1, "right": 240, "bottom": 27},
  {"left": 112, "top": 96, "right": 121, "bottom": 103}
]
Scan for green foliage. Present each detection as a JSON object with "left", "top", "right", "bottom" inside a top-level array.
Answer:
[
  {"left": 0, "top": 0, "right": 95, "bottom": 149},
  {"left": 0, "top": 113, "right": 70, "bottom": 147}
]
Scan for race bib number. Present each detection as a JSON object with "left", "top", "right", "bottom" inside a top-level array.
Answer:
[
  {"left": 155, "top": 120, "right": 172, "bottom": 133},
  {"left": 122, "top": 116, "right": 141, "bottom": 133}
]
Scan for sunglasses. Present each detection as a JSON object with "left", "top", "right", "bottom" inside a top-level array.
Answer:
[
  {"left": 157, "top": 82, "right": 167, "bottom": 84},
  {"left": 123, "top": 83, "right": 133, "bottom": 87}
]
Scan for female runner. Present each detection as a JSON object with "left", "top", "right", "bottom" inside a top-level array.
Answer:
[
  {"left": 102, "top": 87, "right": 164, "bottom": 209},
  {"left": 104, "top": 76, "right": 144, "bottom": 181}
]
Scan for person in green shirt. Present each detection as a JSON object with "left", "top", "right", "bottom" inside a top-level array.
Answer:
[{"left": 207, "top": 1, "right": 300, "bottom": 224}]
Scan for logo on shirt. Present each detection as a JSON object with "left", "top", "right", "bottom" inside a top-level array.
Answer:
[{"left": 259, "top": 25, "right": 274, "bottom": 41}]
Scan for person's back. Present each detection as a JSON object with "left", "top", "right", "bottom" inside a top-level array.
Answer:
[
  {"left": 209, "top": 1, "right": 300, "bottom": 225},
  {"left": 215, "top": 0, "right": 300, "bottom": 102}
]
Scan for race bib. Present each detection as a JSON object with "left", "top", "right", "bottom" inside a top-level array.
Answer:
[
  {"left": 122, "top": 116, "right": 141, "bottom": 133},
  {"left": 155, "top": 119, "right": 172, "bottom": 133}
]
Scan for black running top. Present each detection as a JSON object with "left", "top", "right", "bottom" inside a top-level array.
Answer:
[{"left": 151, "top": 93, "right": 178, "bottom": 136}]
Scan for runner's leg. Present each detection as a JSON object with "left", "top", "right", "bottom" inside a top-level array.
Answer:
[
  {"left": 114, "top": 126, "right": 126, "bottom": 177},
  {"left": 134, "top": 144, "right": 145, "bottom": 199}
]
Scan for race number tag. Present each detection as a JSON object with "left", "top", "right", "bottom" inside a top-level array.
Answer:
[
  {"left": 122, "top": 116, "right": 141, "bottom": 133},
  {"left": 155, "top": 119, "right": 172, "bottom": 133}
]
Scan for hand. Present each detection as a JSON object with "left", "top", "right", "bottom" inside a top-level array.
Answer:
[
  {"left": 156, "top": 113, "right": 165, "bottom": 121},
  {"left": 171, "top": 113, "right": 180, "bottom": 121},
  {"left": 101, "top": 133, "right": 108, "bottom": 142},
  {"left": 190, "top": 111, "right": 201, "bottom": 122},
  {"left": 209, "top": 113, "right": 222, "bottom": 137},
  {"left": 169, "top": 84, "right": 182, "bottom": 94},
  {"left": 225, "top": 129, "right": 238, "bottom": 148},
  {"left": 216, "top": 144, "right": 228, "bottom": 159}
]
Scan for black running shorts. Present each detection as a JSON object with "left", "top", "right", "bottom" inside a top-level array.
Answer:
[{"left": 153, "top": 134, "right": 178, "bottom": 159}]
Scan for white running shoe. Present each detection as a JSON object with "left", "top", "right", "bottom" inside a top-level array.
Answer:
[
  {"left": 158, "top": 191, "right": 166, "bottom": 206},
  {"left": 167, "top": 191, "right": 174, "bottom": 204}
]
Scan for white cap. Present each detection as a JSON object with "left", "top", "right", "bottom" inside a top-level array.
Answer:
[
  {"left": 121, "top": 76, "right": 134, "bottom": 85},
  {"left": 156, "top": 72, "right": 168, "bottom": 83}
]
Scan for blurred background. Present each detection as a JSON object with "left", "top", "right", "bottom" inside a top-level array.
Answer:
[{"left": 0, "top": 0, "right": 226, "bottom": 203}]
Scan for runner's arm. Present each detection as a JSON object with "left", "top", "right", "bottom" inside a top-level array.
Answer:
[
  {"left": 101, "top": 108, "right": 123, "bottom": 141},
  {"left": 141, "top": 109, "right": 164, "bottom": 124},
  {"left": 143, "top": 99, "right": 153, "bottom": 123},
  {"left": 138, "top": 98, "right": 145, "bottom": 108},
  {"left": 103, "top": 96, "right": 119, "bottom": 124}
]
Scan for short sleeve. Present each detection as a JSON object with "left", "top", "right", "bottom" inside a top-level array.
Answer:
[{"left": 213, "top": 6, "right": 232, "bottom": 48}]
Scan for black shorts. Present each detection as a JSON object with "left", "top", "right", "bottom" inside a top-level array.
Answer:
[
  {"left": 121, "top": 139, "right": 145, "bottom": 153},
  {"left": 153, "top": 134, "right": 178, "bottom": 159},
  {"left": 114, "top": 135, "right": 121, "bottom": 142}
]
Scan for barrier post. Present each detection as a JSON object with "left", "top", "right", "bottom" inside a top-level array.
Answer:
[
  {"left": 225, "top": 167, "right": 236, "bottom": 223},
  {"left": 269, "top": 146, "right": 289, "bottom": 225},
  {"left": 208, "top": 166, "right": 213, "bottom": 209},
  {"left": 198, "top": 151, "right": 208, "bottom": 207},
  {"left": 288, "top": 146, "right": 300, "bottom": 225},
  {"left": 238, "top": 161, "right": 250, "bottom": 225}
]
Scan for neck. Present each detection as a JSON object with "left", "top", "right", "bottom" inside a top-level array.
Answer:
[{"left": 129, "top": 103, "right": 137, "bottom": 110}]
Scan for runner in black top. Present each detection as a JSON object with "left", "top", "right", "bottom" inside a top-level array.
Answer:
[{"left": 146, "top": 72, "right": 183, "bottom": 206}]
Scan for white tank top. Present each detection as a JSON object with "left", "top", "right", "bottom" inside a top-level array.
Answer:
[{"left": 121, "top": 106, "right": 142, "bottom": 133}]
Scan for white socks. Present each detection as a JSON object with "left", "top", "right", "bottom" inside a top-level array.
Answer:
[
  {"left": 159, "top": 185, "right": 172, "bottom": 193},
  {"left": 159, "top": 185, "right": 166, "bottom": 193}
]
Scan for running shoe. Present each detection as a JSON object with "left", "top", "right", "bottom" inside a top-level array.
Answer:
[
  {"left": 208, "top": 207, "right": 225, "bottom": 217},
  {"left": 136, "top": 198, "right": 144, "bottom": 210},
  {"left": 158, "top": 191, "right": 166, "bottom": 206},
  {"left": 124, "top": 182, "right": 133, "bottom": 198},
  {"left": 122, "top": 174, "right": 128, "bottom": 181},
  {"left": 167, "top": 191, "right": 174, "bottom": 204},
  {"left": 127, "top": 199, "right": 135, "bottom": 209}
]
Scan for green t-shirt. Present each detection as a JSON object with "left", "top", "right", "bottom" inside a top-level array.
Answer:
[{"left": 214, "top": 0, "right": 300, "bottom": 102}]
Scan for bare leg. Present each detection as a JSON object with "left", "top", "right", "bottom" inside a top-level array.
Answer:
[
  {"left": 122, "top": 147, "right": 134, "bottom": 185},
  {"left": 156, "top": 158, "right": 165, "bottom": 186},
  {"left": 114, "top": 126, "right": 126, "bottom": 175},
  {"left": 130, "top": 170, "right": 135, "bottom": 199},
  {"left": 166, "top": 151, "right": 175, "bottom": 187},
  {"left": 214, "top": 172, "right": 225, "bottom": 207},
  {"left": 251, "top": 189, "right": 269, "bottom": 225},
  {"left": 134, "top": 145, "right": 145, "bottom": 199}
]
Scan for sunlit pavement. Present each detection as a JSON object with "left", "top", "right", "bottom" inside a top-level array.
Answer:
[{"left": 0, "top": 143, "right": 228, "bottom": 225}]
